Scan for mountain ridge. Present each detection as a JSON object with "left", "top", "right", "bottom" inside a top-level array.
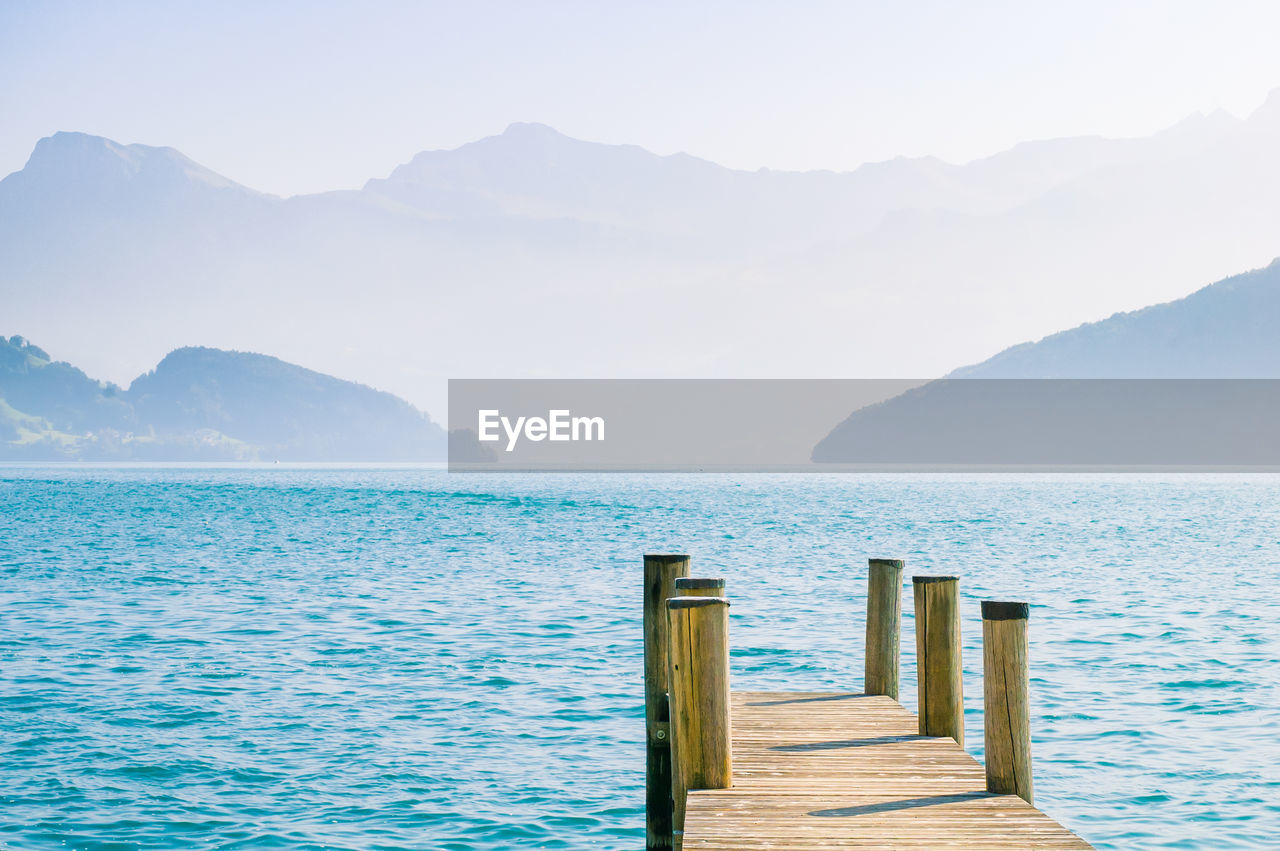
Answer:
[
  {"left": 4, "top": 131, "right": 263, "bottom": 197},
  {"left": 951, "top": 258, "right": 1280, "bottom": 377},
  {"left": 813, "top": 257, "right": 1280, "bottom": 464},
  {"left": 6, "top": 92, "right": 1280, "bottom": 414},
  {"left": 0, "top": 337, "right": 444, "bottom": 461}
]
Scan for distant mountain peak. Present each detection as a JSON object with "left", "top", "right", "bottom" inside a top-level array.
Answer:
[
  {"left": 1158, "top": 107, "right": 1239, "bottom": 138},
  {"left": 1247, "top": 86, "right": 1280, "bottom": 126},
  {"left": 8, "top": 131, "right": 257, "bottom": 195},
  {"left": 364, "top": 121, "right": 719, "bottom": 207},
  {"left": 499, "top": 121, "right": 567, "bottom": 140},
  {"left": 469, "top": 121, "right": 661, "bottom": 160},
  {"left": 24, "top": 132, "right": 148, "bottom": 177}
]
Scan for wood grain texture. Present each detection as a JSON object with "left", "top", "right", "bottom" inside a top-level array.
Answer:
[
  {"left": 983, "top": 603, "right": 1033, "bottom": 804},
  {"left": 674, "top": 577, "right": 726, "bottom": 597},
  {"left": 668, "top": 596, "right": 732, "bottom": 843},
  {"left": 645, "top": 554, "right": 690, "bottom": 849},
  {"left": 682, "top": 691, "right": 1091, "bottom": 849},
  {"left": 864, "top": 559, "right": 903, "bottom": 699},
  {"left": 913, "top": 576, "right": 964, "bottom": 746}
]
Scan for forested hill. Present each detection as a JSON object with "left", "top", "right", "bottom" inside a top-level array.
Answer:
[
  {"left": 0, "top": 337, "right": 444, "bottom": 460},
  {"left": 952, "top": 259, "right": 1280, "bottom": 377}
]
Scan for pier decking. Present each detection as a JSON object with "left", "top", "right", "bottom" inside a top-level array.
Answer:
[
  {"left": 644, "top": 555, "right": 1099, "bottom": 850},
  {"left": 682, "top": 691, "right": 1093, "bottom": 849}
]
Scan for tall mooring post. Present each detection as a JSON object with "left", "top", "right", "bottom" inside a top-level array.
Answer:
[
  {"left": 912, "top": 575, "right": 964, "bottom": 745},
  {"left": 643, "top": 554, "right": 690, "bottom": 850},
  {"left": 667, "top": 595, "right": 732, "bottom": 850},
  {"left": 982, "top": 600, "right": 1033, "bottom": 803},
  {"left": 865, "top": 558, "right": 904, "bottom": 699}
]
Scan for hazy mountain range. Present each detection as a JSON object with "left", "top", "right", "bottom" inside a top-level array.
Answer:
[
  {"left": 814, "top": 260, "right": 1280, "bottom": 464},
  {"left": 954, "top": 259, "right": 1280, "bottom": 377},
  {"left": 0, "top": 337, "right": 444, "bottom": 460},
  {"left": 4, "top": 256, "right": 1278, "bottom": 461},
  {"left": 6, "top": 92, "right": 1280, "bottom": 415},
  {"left": 812, "top": 375, "right": 1280, "bottom": 466}
]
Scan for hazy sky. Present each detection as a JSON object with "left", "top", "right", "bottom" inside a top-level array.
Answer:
[{"left": 4, "top": 0, "right": 1280, "bottom": 196}]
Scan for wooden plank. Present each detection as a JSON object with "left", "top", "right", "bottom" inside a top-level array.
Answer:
[{"left": 682, "top": 692, "right": 1093, "bottom": 850}]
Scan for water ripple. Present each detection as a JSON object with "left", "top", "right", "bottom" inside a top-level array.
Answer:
[{"left": 1, "top": 467, "right": 1279, "bottom": 848}]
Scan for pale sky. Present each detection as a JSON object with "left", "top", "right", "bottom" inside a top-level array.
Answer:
[{"left": 4, "top": 0, "right": 1280, "bottom": 196}]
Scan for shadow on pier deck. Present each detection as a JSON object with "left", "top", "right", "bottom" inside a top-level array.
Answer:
[{"left": 683, "top": 691, "right": 1092, "bottom": 849}]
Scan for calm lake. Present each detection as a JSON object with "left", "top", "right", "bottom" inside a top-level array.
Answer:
[{"left": 2, "top": 466, "right": 1278, "bottom": 849}]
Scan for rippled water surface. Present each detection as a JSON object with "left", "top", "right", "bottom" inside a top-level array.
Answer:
[{"left": 2, "top": 466, "right": 1279, "bottom": 849}]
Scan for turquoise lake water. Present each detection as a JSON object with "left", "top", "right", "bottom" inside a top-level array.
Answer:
[{"left": 2, "top": 466, "right": 1278, "bottom": 849}]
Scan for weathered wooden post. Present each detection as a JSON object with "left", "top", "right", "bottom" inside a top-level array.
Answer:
[
  {"left": 644, "top": 554, "right": 690, "bottom": 850},
  {"left": 667, "top": 595, "right": 732, "bottom": 850},
  {"left": 912, "top": 575, "right": 964, "bottom": 745},
  {"left": 982, "top": 600, "right": 1033, "bottom": 803},
  {"left": 865, "top": 558, "right": 904, "bottom": 699},
  {"left": 673, "top": 577, "right": 725, "bottom": 597}
]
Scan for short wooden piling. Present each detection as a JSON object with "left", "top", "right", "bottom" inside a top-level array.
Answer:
[
  {"left": 673, "top": 577, "right": 725, "bottom": 597},
  {"left": 644, "top": 554, "right": 690, "bottom": 850},
  {"left": 913, "top": 575, "right": 964, "bottom": 746},
  {"left": 982, "top": 600, "right": 1033, "bottom": 804},
  {"left": 667, "top": 595, "right": 731, "bottom": 849},
  {"left": 865, "top": 558, "right": 904, "bottom": 699}
]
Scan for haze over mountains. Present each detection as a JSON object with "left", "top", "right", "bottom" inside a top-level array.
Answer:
[
  {"left": 5, "top": 258, "right": 1278, "bottom": 461},
  {"left": 0, "top": 336, "right": 444, "bottom": 460},
  {"left": 6, "top": 94, "right": 1280, "bottom": 414},
  {"left": 812, "top": 261, "right": 1280, "bottom": 465},
  {"left": 953, "top": 260, "right": 1280, "bottom": 377}
]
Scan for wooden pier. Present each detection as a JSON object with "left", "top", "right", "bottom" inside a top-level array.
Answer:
[
  {"left": 683, "top": 691, "right": 1090, "bottom": 848},
  {"left": 643, "top": 556, "right": 1094, "bottom": 850}
]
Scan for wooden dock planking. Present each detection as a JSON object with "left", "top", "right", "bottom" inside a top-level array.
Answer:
[{"left": 682, "top": 691, "right": 1093, "bottom": 849}]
